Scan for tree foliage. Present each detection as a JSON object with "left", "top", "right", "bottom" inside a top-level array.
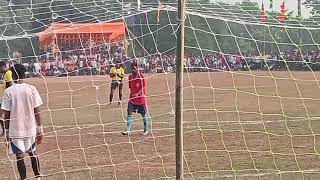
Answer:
[
  {"left": 0, "top": 0, "right": 319, "bottom": 59},
  {"left": 304, "top": 0, "right": 320, "bottom": 20}
]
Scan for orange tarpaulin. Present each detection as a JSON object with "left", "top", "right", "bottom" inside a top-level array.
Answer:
[{"left": 39, "top": 22, "right": 126, "bottom": 48}]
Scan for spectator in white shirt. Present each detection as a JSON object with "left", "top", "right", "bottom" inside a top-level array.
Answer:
[{"left": 33, "top": 62, "right": 41, "bottom": 77}]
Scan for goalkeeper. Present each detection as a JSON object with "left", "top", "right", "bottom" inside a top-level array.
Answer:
[
  {"left": 122, "top": 63, "right": 149, "bottom": 136},
  {"left": 2, "top": 64, "right": 44, "bottom": 180},
  {"left": 109, "top": 60, "right": 124, "bottom": 106}
]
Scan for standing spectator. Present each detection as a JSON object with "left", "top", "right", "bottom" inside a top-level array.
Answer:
[
  {"left": 79, "top": 58, "right": 84, "bottom": 75},
  {"left": 45, "top": 61, "right": 51, "bottom": 76},
  {"left": 141, "top": 57, "right": 147, "bottom": 72},
  {"left": 33, "top": 61, "right": 41, "bottom": 77},
  {"left": 57, "top": 60, "right": 65, "bottom": 74},
  {"left": 92, "top": 60, "right": 97, "bottom": 75}
]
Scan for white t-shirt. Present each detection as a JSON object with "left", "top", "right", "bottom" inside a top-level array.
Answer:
[
  {"left": 73, "top": 55, "right": 78, "bottom": 62},
  {"left": 92, "top": 60, "right": 97, "bottom": 68},
  {"left": 34, "top": 62, "right": 41, "bottom": 70},
  {"left": 23, "top": 63, "right": 29, "bottom": 68},
  {"left": 79, "top": 60, "right": 84, "bottom": 68},
  {"left": 1, "top": 83, "right": 43, "bottom": 138},
  {"left": 142, "top": 58, "right": 147, "bottom": 65}
]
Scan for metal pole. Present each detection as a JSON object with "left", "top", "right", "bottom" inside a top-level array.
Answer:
[
  {"left": 298, "top": 0, "right": 301, "bottom": 17},
  {"left": 175, "top": 0, "right": 185, "bottom": 179},
  {"left": 263, "top": 28, "right": 266, "bottom": 56},
  {"left": 298, "top": 0, "right": 302, "bottom": 47}
]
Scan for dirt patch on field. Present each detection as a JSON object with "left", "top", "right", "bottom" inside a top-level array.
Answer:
[{"left": 1, "top": 71, "right": 320, "bottom": 179}]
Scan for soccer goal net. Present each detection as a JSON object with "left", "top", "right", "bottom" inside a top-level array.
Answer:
[{"left": 1, "top": 0, "right": 320, "bottom": 179}]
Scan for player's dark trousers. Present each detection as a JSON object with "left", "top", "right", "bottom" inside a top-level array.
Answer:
[
  {"left": 16, "top": 153, "right": 41, "bottom": 180},
  {"left": 17, "top": 156, "right": 27, "bottom": 179}
]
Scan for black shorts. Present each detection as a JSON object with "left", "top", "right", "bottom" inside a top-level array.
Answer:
[
  {"left": 128, "top": 102, "right": 146, "bottom": 114},
  {"left": 111, "top": 80, "right": 123, "bottom": 89}
]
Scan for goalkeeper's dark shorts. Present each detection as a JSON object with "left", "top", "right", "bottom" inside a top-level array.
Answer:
[
  {"left": 111, "top": 80, "right": 123, "bottom": 89},
  {"left": 128, "top": 102, "right": 146, "bottom": 114}
]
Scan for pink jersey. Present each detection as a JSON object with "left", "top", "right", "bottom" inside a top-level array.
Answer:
[{"left": 128, "top": 73, "right": 146, "bottom": 105}]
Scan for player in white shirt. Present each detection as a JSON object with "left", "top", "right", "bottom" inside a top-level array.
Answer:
[{"left": 2, "top": 64, "right": 44, "bottom": 180}]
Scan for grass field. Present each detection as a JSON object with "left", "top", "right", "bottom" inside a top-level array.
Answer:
[{"left": 2, "top": 71, "right": 320, "bottom": 179}]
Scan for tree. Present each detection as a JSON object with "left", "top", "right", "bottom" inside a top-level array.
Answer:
[
  {"left": 0, "top": 0, "right": 318, "bottom": 59},
  {"left": 304, "top": 0, "right": 320, "bottom": 21}
]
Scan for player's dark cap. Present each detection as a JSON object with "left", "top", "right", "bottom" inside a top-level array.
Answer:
[{"left": 10, "top": 64, "right": 26, "bottom": 80}]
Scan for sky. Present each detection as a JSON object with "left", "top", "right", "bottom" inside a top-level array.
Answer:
[{"left": 209, "top": 0, "right": 312, "bottom": 17}]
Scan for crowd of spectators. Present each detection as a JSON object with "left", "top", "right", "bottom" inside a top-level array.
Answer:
[
  {"left": 14, "top": 46, "right": 320, "bottom": 77},
  {"left": 32, "top": 42, "right": 126, "bottom": 77}
]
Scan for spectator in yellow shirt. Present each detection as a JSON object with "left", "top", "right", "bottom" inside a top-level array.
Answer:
[
  {"left": 109, "top": 61, "right": 125, "bottom": 106},
  {"left": 0, "top": 61, "right": 13, "bottom": 135}
]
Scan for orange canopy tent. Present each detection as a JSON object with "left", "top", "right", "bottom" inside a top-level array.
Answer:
[{"left": 38, "top": 22, "right": 126, "bottom": 49}]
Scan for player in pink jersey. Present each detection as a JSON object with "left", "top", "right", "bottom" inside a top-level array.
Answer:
[{"left": 122, "top": 63, "right": 149, "bottom": 135}]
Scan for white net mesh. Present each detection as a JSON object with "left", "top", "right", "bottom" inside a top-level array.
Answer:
[{"left": 1, "top": 0, "right": 320, "bottom": 179}]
